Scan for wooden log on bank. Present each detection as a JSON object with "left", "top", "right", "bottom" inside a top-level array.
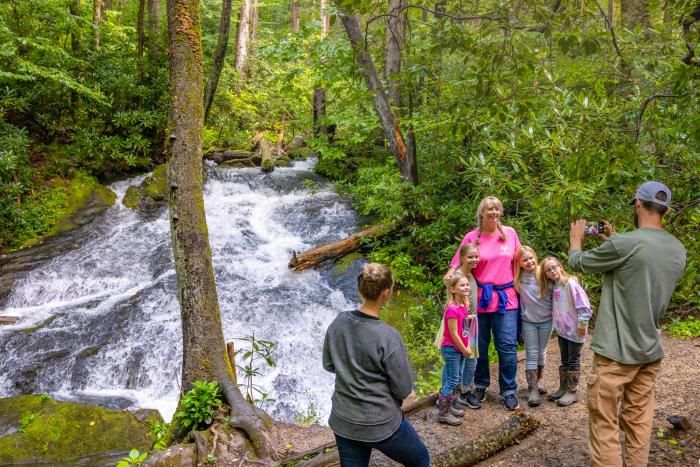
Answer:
[
  {"left": 0, "top": 316, "right": 20, "bottom": 325},
  {"left": 288, "top": 223, "right": 394, "bottom": 271}
]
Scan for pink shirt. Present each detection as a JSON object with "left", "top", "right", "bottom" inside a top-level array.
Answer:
[
  {"left": 449, "top": 226, "right": 521, "bottom": 313},
  {"left": 442, "top": 302, "right": 469, "bottom": 349}
]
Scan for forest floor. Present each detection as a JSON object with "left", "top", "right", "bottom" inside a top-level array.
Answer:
[{"left": 285, "top": 334, "right": 700, "bottom": 466}]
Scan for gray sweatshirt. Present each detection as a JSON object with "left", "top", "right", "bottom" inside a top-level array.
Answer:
[
  {"left": 519, "top": 271, "right": 553, "bottom": 323},
  {"left": 322, "top": 311, "right": 413, "bottom": 442}
]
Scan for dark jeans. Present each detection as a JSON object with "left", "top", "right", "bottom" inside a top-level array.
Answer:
[
  {"left": 558, "top": 335, "right": 583, "bottom": 371},
  {"left": 334, "top": 416, "right": 430, "bottom": 467},
  {"left": 474, "top": 310, "right": 518, "bottom": 396}
]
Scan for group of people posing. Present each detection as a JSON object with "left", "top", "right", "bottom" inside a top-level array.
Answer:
[
  {"left": 323, "top": 181, "right": 686, "bottom": 467},
  {"left": 436, "top": 196, "right": 592, "bottom": 425}
]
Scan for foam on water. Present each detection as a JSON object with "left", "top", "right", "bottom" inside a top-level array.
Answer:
[{"left": 0, "top": 160, "right": 362, "bottom": 422}]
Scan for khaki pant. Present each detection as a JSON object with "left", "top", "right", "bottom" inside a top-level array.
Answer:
[{"left": 587, "top": 353, "right": 661, "bottom": 467}]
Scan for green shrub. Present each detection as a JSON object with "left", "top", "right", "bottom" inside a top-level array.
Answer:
[
  {"left": 175, "top": 381, "right": 223, "bottom": 431},
  {"left": 665, "top": 316, "right": 700, "bottom": 339}
]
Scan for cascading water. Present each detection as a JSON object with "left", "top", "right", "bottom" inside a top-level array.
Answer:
[{"left": 0, "top": 159, "right": 366, "bottom": 423}]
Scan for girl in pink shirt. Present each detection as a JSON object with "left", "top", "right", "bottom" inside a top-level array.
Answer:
[{"left": 443, "top": 196, "right": 521, "bottom": 411}]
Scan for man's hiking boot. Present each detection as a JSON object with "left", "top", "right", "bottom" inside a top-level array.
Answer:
[
  {"left": 549, "top": 366, "right": 567, "bottom": 401},
  {"left": 537, "top": 365, "right": 548, "bottom": 395},
  {"left": 457, "top": 391, "right": 481, "bottom": 409},
  {"left": 526, "top": 369, "right": 540, "bottom": 407},
  {"left": 556, "top": 370, "right": 580, "bottom": 407},
  {"left": 473, "top": 387, "right": 487, "bottom": 402},
  {"left": 503, "top": 394, "right": 520, "bottom": 410},
  {"left": 437, "top": 395, "right": 462, "bottom": 425}
]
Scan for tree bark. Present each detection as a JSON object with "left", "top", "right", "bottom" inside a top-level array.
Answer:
[
  {"left": 313, "top": 0, "right": 330, "bottom": 136},
  {"left": 621, "top": 0, "right": 649, "bottom": 29},
  {"left": 234, "top": 0, "right": 252, "bottom": 81},
  {"left": 204, "top": 0, "right": 233, "bottom": 123},
  {"left": 288, "top": 223, "right": 394, "bottom": 271},
  {"left": 165, "top": 0, "right": 274, "bottom": 458},
  {"left": 93, "top": 0, "right": 103, "bottom": 51},
  {"left": 385, "top": 0, "right": 406, "bottom": 110},
  {"left": 608, "top": 0, "right": 615, "bottom": 29},
  {"left": 336, "top": 8, "right": 418, "bottom": 185},
  {"left": 138, "top": 0, "right": 146, "bottom": 82},
  {"left": 252, "top": 132, "right": 275, "bottom": 172},
  {"left": 70, "top": 0, "right": 81, "bottom": 54},
  {"left": 147, "top": 0, "right": 161, "bottom": 61},
  {"left": 291, "top": 1, "right": 300, "bottom": 33}
]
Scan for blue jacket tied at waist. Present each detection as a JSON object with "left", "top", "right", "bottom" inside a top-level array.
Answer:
[{"left": 476, "top": 280, "right": 515, "bottom": 314}]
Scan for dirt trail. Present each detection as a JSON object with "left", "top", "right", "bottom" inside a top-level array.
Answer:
[{"left": 287, "top": 334, "right": 700, "bottom": 466}]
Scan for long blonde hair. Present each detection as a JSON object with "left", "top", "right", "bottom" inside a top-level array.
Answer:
[
  {"left": 457, "top": 242, "right": 479, "bottom": 274},
  {"left": 446, "top": 275, "right": 470, "bottom": 306},
  {"left": 514, "top": 245, "right": 538, "bottom": 293},
  {"left": 538, "top": 256, "right": 574, "bottom": 298},
  {"left": 474, "top": 196, "right": 507, "bottom": 245}
]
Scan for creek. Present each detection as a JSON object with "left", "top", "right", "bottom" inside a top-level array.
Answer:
[{"left": 0, "top": 159, "right": 367, "bottom": 423}]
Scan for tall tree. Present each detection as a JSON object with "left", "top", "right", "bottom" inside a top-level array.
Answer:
[
  {"left": 204, "top": 0, "right": 233, "bottom": 122},
  {"left": 165, "top": 0, "right": 274, "bottom": 457},
  {"left": 137, "top": 0, "right": 146, "bottom": 82},
  {"left": 337, "top": 8, "right": 418, "bottom": 185},
  {"left": 70, "top": 0, "right": 81, "bottom": 54},
  {"left": 234, "top": 0, "right": 252, "bottom": 80},
  {"left": 313, "top": 0, "right": 330, "bottom": 136},
  {"left": 147, "top": 0, "right": 161, "bottom": 61},
  {"left": 621, "top": 0, "right": 649, "bottom": 29},
  {"left": 291, "top": 0, "right": 300, "bottom": 32},
  {"left": 384, "top": 0, "right": 406, "bottom": 110},
  {"left": 93, "top": 0, "right": 103, "bottom": 51}
]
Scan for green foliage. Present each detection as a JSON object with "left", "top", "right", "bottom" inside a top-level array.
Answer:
[
  {"left": 294, "top": 399, "right": 322, "bottom": 426},
  {"left": 18, "top": 412, "right": 38, "bottom": 433},
  {"left": 146, "top": 419, "right": 169, "bottom": 451},
  {"left": 116, "top": 449, "right": 148, "bottom": 467},
  {"left": 234, "top": 335, "right": 277, "bottom": 407},
  {"left": 665, "top": 316, "right": 700, "bottom": 339},
  {"left": 175, "top": 381, "right": 223, "bottom": 431}
]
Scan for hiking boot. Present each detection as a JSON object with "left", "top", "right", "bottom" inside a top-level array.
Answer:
[
  {"left": 452, "top": 386, "right": 467, "bottom": 411},
  {"left": 457, "top": 391, "right": 482, "bottom": 409},
  {"left": 451, "top": 399, "right": 466, "bottom": 417},
  {"left": 526, "top": 369, "right": 540, "bottom": 407},
  {"left": 473, "top": 387, "right": 487, "bottom": 402},
  {"left": 556, "top": 370, "right": 580, "bottom": 407},
  {"left": 503, "top": 394, "right": 520, "bottom": 410},
  {"left": 537, "top": 365, "right": 548, "bottom": 395},
  {"left": 437, "top": 395, "right": 462, "bottom": 425},
  {"left": 549, "top": 366, "right": 567, "bottom": 401}
]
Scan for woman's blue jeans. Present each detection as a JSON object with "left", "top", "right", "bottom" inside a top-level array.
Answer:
[
  {"left": 474, "top": 310, "right": 518, "bottom": 396},
  {"left": 334, "top": 416, "right": 430, "bottom": 467},
  {"left": 521, "top": 319, "right": 553, "bottom": 370}
]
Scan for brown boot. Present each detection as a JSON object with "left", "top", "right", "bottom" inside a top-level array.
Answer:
[
  {"left": 556, "top": 370, "right": 580, "bottom": 407},
  {"left": 450, "top": 388, "right": 465, "bottom": 417},
  {"left": 437, "top": 395, "right": 462, "bottom": 425},
  {"left": 537, "top": 365, "right": 547, "bottom": 395},
  {"left": 526, "top": 369, "right": 540, "bottom": 407},
  {"left": 548, "top": 366, "right": 567, "bottom": 401}
]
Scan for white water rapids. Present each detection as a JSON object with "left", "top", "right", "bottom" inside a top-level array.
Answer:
[{"left": 0, "top": 159, "right": 366, "bottom": 423}]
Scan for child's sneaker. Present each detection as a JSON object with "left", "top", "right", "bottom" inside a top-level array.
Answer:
[
  {"left": 473, "top": 387, "right": 487, "bottom": 402},
  {"left": 457, "top": 391, "right": 481, "bottom": 409}
]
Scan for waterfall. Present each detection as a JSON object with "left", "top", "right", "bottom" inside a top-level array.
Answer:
[{"left": 0, "top": 159, "right": 365, "bottom": 423}]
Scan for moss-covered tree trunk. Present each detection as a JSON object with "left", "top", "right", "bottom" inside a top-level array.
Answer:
[
  {"left": 203, "top": 0, "right": 233, "bottom": 123},
  {"left": 384, "top": 0, "right": 406, "bottom": 110},
  {"left": 313, "top": 0, "right": 329, "bottom": 136},
  {"left": 147, "top": 0, "right": 161, "bottom": 61},
  {"left": 165, "top": 0, "right": 274, "bottom": 458},
  {"left": 336, "top": 7, "right": 419, "bottom": 185}
]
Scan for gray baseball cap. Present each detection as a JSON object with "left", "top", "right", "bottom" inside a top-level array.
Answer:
[{"left": 630, "top": 181, "right": 671, "bottom": 207}]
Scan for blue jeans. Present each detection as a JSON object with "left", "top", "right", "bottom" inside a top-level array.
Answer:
[
  {"left": 474, "top": 310, "right": 518, "bottom": 396},
  {"left": 521, "top": 319, "right": 553, "bottom": 371},
  {"left": 462, "top": 357, "right": 477, "bottom": 390},
  {"left": 440, "top": 345, "right": 464, "bottom": 397},
  {"left": 334, "top": 416, "right": 430, "bottom": 467}
]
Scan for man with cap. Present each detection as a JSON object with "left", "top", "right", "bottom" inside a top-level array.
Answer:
[{"left": 567, "top": 181, "right": 686, "bottom": 467}]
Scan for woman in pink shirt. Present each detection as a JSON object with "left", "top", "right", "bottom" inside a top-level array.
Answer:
[{"left": 443, "top": 196, "right": 521, "bottom": 410}]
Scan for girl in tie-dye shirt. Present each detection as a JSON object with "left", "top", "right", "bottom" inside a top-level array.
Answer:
[{"left": 539, "top": 256, "right": 592, "bottom": 407}]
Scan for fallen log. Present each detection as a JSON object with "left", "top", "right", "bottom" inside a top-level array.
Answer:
[
  {"left": 252, "top": 132, "right": 275, "bottom": 173},
  {"left": 432, "top": 411, "right": 540, "bottom": 466},
  {"left": 288, "top": 223, "right": 394, "bottom": 271},
  {"left": 0, "top": 316, "right": 20, "bottom": 325}
]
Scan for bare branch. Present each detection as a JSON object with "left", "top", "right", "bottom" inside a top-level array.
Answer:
[
  {"left": 634, "top": 94, "right": 680, "bottom": 141},
  {"left": 592, "top": 0, "right": 627, "bottom": 69}
]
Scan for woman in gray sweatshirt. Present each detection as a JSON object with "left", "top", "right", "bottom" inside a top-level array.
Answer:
[{"left": 323, "top": 263, "right": 430, "bottom": 467}]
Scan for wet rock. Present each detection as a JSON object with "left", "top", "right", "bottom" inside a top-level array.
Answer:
[
  {"left": 123, "top": 185, "right": 143, "bottom": 210},
  {"left": 274, "top": 157, "right": 293, "bottom": 167},
  {"left": 142, "top": 164, "right": 168, "bottom": 202},
  {"left": 142, "top": 444, "right": 196, "bottom": 467},
  {"left": 0, "top": 395, "right": 153, "bottom": 465},
  {"left": 205, "top": 149, "right": 254, "bottom": 164},
  {"left": 221, "top": 158, "right": 256, "bottom": 168}
]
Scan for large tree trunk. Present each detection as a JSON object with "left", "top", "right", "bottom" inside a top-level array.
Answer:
[
  {"left": 138, "top": 0, "right": 146, "bottom": 82},
  {"left": 93, "top": 0, "right": 103, "bottom": 51},
  {"left": 204, "top": 0, "right": 233, "bottom": 123},
  {"left": 384, "top": 0, "right": 406, "bottom": 110},
  {"left": 336, "top": 8, "right": 418, "bottom": 185},
  {"left": 147, "top": 0, "right": 161, "bottom": 61},
  {"left": 234, "top": 0, "right": 252, "bottom": 81},
  {"left": 165, "top": 0, "right": 274, "bottom": 458},
  {"left": 70, "top": 0, "right": 81, "bottom": 54},
  {"left": 621, "top": 0, "right": 649, "bottom": 29},
  {"left": 291, "top": 1, "right": 300, "bottom": 33},
  {"left": 313, "top": 0, "right": 330, "bottom": 136}
]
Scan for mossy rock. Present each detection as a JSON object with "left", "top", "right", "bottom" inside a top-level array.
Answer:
[
  {"left": 220, "top": 158, "right": 256, "bottom": 168},
  {"left": 288, "top": 147, "right": 312, "bottom": 160},
  {"left": 122, "top": 185, "right": 143, "bottom": 210},
  {"left": 141, "top": 163, "right": 168, "bottom": 202},
  {"left": 261, "top": 159, "right": 275, "bottom": 173},
  {"left": 0, "top": 394, "right": 155, "bottom": 465},
  {"left": 274, "top": 157, "right": 293, "bottom": 167}
]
